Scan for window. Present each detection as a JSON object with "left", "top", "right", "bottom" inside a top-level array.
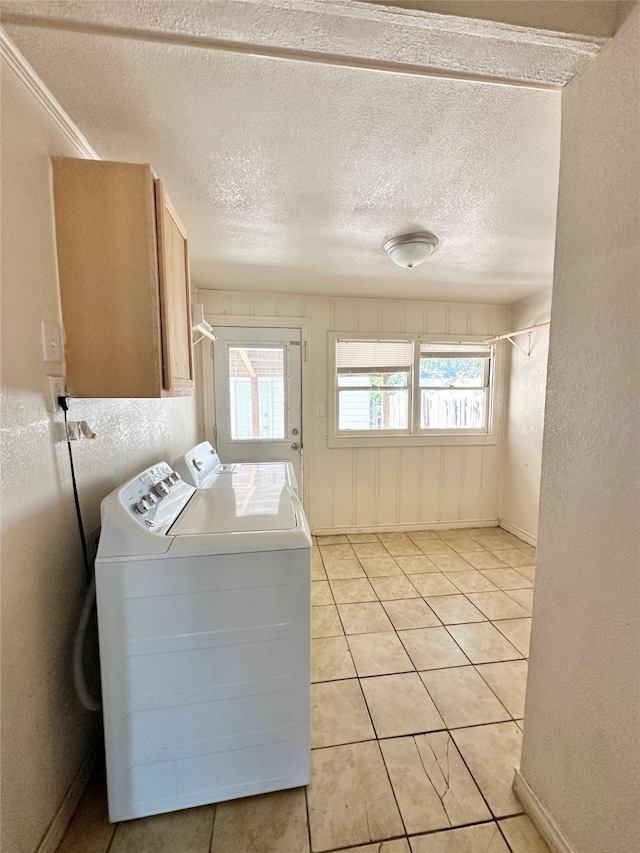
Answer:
[
  {"left": 333, "top": 337, "right": 494, "bottom": 438},
  {"left": 228, "top": 345, "right": 286, "bottom": 440},
  {"left": 336, "top": 340, "right": 412, "bottom": 431},
  {"left": 419, "top": 343, "right": 491, "bottom": 431}
]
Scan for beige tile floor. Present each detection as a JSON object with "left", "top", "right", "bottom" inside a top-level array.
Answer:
[{"left": 56, "top": 527, "right": 550, "bottom": 853}]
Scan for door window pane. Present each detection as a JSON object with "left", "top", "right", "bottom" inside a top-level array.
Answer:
[{"left": 228, "top": 347, "right": 285, "bottom": 440}]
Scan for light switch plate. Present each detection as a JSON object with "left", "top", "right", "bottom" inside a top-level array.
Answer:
[
  {"left": 315, "top": 403, "right": 325, "bottom": 417},
  {"left": 41, "top": 320, "right": 63, "bottom": 363}
]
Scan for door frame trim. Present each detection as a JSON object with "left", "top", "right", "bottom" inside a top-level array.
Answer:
[{"left": 199, "top": 313, "right": 311, "bottom": 510}]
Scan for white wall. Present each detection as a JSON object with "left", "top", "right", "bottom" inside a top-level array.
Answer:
[
  {"left": 0, "top": 58, "right": 199, "bottom": 853},
  {"left": 499, "top": 290, "right": 551, "bottom": 543},
  {"left": 198, "top": 289, "right": 508, "bottom": 533},
  {"left": 520, "top": 7, "right": 640, "bottom": 853}
]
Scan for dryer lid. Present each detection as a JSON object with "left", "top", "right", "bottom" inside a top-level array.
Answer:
[{"left": 169, "top": 484, "right": 297, "bottom": 535}]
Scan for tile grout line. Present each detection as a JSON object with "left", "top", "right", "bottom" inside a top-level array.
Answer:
[
  {"left": 319, "top": 557, "right": 524, "bottom": 660},
  {"left": 303, "top": 786, "right": 313, "bottom": 853},
  {"left": 472, "top": 661, "right": 527, "bottom": 724},
  {"left": 418, "top": 668, "right": 511, "bottom": 730},
  {"left": 314, "top": 610, "right": 525, "bottom": 660},
  {"left": 309, "top": 528, "right": 533, "bottom": 848},
  {"left": 497, "top": 817, "right": 518, "bottom": 853},
  {"left": 104, "top": 821, "right": 118, "bottom": 853},
  {"left": 207, "top": 805, "right": 216, "bottom": 853},
  {"left": 309, "top": 710, "right": 528, "bottom": 755},
  {"left": 313, "top": 831, "right": 412, "bottom": 853},
  {"left": 308, "top": 714, "right": 522, "bottom": 755}
]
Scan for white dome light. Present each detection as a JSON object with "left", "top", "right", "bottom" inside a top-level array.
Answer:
[{"left": 383, "top": 231, "right": 439, "bottom": 269}]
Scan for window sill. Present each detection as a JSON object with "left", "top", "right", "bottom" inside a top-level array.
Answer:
[{"left": 327, "top": 434, "right": 499, "bottom": 448}]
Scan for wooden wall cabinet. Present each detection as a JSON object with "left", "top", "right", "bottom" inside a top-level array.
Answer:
[{"left": 52, "top": 158, "right": 193, "bottom": 398}]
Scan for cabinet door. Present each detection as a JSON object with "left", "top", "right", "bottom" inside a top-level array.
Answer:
[
  {"left": 155, "top": 180, "right": 194, "bottom": 393},
  {"left": 54, "top": 159, "right": 164, "bottom": 398}
]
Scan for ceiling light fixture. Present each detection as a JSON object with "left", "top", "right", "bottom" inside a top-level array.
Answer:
[{"left": 383, "top": 231, "right": 439, "bottom": 269}]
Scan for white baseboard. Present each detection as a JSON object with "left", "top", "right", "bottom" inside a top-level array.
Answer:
[
  {"left": 499, "top": 519, "right": 537, "bottom": 547},
  {"left": 312, "top": 519, "right": 499, "bottom": 536},
  {"left": 513, "top": 768, "right": 576, "bottom": 853},
  {"left": 36, "top": 740, "right": 100, "bottom": 853}
]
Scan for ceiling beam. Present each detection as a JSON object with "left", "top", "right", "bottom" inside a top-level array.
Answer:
[{"left": 0, "top": 0, "right": 606, "bottom": 89}]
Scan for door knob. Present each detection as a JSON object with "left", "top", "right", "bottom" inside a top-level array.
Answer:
[{"left": 291, "top": 442, "right": 300, "bottom": 450}]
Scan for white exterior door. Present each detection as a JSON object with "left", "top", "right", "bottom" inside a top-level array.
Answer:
[{"left": 212, "top": 326, "right": 303, "bottom": 489}]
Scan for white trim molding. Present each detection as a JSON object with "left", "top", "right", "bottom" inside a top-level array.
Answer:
[
  {"left": 0, "top": 28, "right": 99, "bottom": 160},
  {"left": 513, "top": 769, "right": 577, "bottom": 853},
  {"left": 36, "top": 740, "right": 101, "bottom": 853},
  {"left": 328, "top": 434, "right": 498, "bottom": 449},
  {"left": 313, "top": 519, "right": 499, "bottom": 536},
  {"left": 499, "top": 519, "right": 537, "bottom": 547}
]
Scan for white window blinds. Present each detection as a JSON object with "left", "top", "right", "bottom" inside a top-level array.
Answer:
[
  {"left": 420, "top": 343, "right": 492, "bottom": 359},
  {"left": 336, "top": 340, "right": 413, "bottom": 373}
]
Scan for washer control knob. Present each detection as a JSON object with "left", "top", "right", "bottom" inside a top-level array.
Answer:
[
  {"left": 152, "top": 481, "right": 170, "bottom": 498},
  {"left": 171, "top": 472, "right": 181, "bottom": 483},
  {"left": 144, "top": 492, "right": 159, "bottom": 505},
  {"left": 133, "top": 498, "right": 151, "bottom": 515}
]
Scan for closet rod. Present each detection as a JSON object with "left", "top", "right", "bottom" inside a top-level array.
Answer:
[{"left": 484, "top": 321, "right": 550, "bottom": 344}]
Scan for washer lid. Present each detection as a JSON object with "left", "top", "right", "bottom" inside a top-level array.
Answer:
[{"left": 169, "top": 484, "right": 297, "bottom": 535}]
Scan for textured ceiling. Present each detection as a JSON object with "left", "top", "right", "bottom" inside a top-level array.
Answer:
[
  {"left": 364, "top": 1, "right": 630, "bottom": 38},
  {"left": 0, "top": 0, "right": 593, "bottom": 304}
]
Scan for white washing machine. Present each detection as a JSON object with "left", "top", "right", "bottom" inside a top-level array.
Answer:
[
  {"left": 94, "top": 461, "right": 311, "bottom": 822},
  {"left": 173, "top": 441, "right": 299, "bottom": 495}
]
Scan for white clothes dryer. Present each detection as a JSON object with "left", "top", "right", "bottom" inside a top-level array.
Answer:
[
  {"left": 172, "top": 441, "right": 299, "bottom": 495},
  {"left": 94, "top": 461, "right": 311, "bottom": 822}
]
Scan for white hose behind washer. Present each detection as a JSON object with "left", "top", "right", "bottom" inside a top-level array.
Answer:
[{"left": 73, "top": 575, "right": 101, "bottom": 711}]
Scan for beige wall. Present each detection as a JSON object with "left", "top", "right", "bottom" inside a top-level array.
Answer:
[
  {"left": 499, "top": 290, "right": 551, "bottom": 543},
  {"left": 520, "top": 7, "right": 639, "bottom": 853},
  {"left": 0, "top": 59, "right": 198, "bottom": 853},
  {"left": 198, "top": 288, "right": 508, "bottom": 533}
]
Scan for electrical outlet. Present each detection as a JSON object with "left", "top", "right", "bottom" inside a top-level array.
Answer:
[
  {"left": 47, "top": 376, "right": 66, "bottom": 411},
  {"left": 41, "top": 321, "right": 63, "bottom": 363}
]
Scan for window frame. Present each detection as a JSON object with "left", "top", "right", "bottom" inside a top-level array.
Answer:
[
  {"left": 416, "top": 342, "right": 493, "bottom": 434},
  {"left": 328, "top": 332, "right": 499, "bottom": 448},
  {"left": 335, "top": 338, "right": 414, "bottom": 436}
]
